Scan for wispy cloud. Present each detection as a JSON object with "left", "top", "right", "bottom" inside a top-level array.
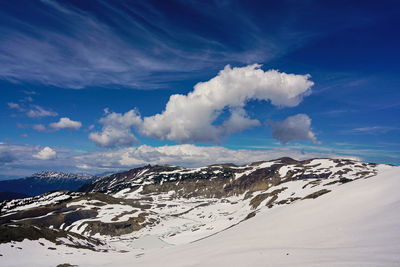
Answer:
[
  {"left": 344, "top": 126, "right": 400, "bottom": 135},
  {"left": 21, "top": 90, "right": 37, "bottom": 95},
  {"left": 7, "top": 102, "right": 24, "bottom": 112},
  {"left": 7, "top": 95, "right": 57, "bottom": 119},
  {"left": 0, "top": 1, "right": 316, "bottom": 89},
  {"left": 26, "top": 105, "right": 58, "bottom": 118},
  {"left": 20, "top": 96, "right": 33, "bottom": 103}
]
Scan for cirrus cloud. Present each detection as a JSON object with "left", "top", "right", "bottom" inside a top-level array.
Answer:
[
  {"left": 0, "top": 1, "right": 317, "bottom": 89},
  {"left": 26, "top": 105, "right": 58, "bottom": 118}
]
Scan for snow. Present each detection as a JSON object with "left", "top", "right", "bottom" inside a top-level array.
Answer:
[
  {"left": 1, "top": 164, "right": 399, "bottom": 267},
  {"left": 65, "top": 201, "right": 139, "bottom": 234},
  {"left": 305, "top": 158, "right": 338, "bottom": 168},
  {"left": 132, "top": 166, "right": 400, "bottom": 267},
  {"left": 256, "top": 161, "right": 277, "bottom": 169},
  {"left": 32, "top": 171, "right": 94, "bottom": 180},
  {"left": 2, "top": 192, "right": 78, "bottom": 213},
  {"left": 129, "top": 235, "right": 171, "bottom": 249}
]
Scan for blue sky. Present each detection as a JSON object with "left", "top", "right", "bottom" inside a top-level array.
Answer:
[{"left": 1, "top": 0, "right": 399, "bottom": 178}]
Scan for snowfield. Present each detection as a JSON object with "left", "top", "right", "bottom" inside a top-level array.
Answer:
[{"left": 0, "top": 164, "right": 399, "bottom": 266}]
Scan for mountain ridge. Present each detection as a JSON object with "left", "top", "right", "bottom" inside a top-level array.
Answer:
[
  {"left": 0, "top": 171, "right": 98, "bottom": 198},
  {"left": 0, "top": 157, "right": 398, "bottom": 266}
]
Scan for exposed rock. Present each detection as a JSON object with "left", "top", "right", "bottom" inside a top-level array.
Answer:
[{"left": 303, "top": 189, "right": 331, "bottom": 199}]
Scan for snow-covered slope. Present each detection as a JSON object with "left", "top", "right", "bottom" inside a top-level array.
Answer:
[
  {"left": 0, "top": 159, "right": 399, "bottom": 266},
  {"left": 132, "top": 165, "right": 400, "bottom": 267}
]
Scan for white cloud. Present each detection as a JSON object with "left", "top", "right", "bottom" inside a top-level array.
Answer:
[
  {"left": 221, "top": 108, "right": 261, "bottom": 135},
  {"left": 89, "top": 109, "right": 141, "bottom": 148},
  {"left": 88, "top": 65, "right": 314, "bottom": 147},
  {"left": 26, "top": 105, "right": 57, "bottom": 118},
  {"left": 50, "top": 117, "right": 82, "bottom": 130},
  {"left": 32, "top": 147, "right": 57, "bottom": 160},
  {"left": 270, "top": 114, "right": 319, "bottom": 144},
  {"left": 138, "top": 65, "right": 313, "bottom": 143}
]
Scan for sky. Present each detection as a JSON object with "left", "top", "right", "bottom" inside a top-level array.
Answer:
[{"left": 1, "top": 0, "right": 399, "bottom": 178}]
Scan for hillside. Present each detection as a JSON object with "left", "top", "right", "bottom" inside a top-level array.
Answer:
[{"left": 0, "top": 158, "right": 398, "bottom": 266}]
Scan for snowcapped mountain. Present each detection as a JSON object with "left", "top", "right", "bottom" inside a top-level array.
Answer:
[
  {"left": 0, "top": 158, "right": 399, "bottom": 266},
  {"left": 0, "top": 171, "right": 97, "bottom": 199},
  {"left": 30, "top": 171, "right": 94, "bottom": 180}
]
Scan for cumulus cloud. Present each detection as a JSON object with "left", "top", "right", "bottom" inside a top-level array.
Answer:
[
  {"left": 270, "top": 114, "right": 319, "bottom": 144},
  {"left": 32, "top": 147, "right": 57, "bottom": 160},
  {"left": 88, "top": 65, "right": 314, "bottom": 147},
  {"left": 138, "top": 64, "right": 313, "bottom": 142},
  {"left": 50, "top": 117, "right": 82, "bottom": 130},
  {"left": 89, "top": 110, "right": 141, "bottom": 148},
  {"left": 26, "top": 105, "right": 57, "bottom": 118}
]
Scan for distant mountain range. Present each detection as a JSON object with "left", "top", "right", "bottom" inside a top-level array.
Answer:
[{"left": 0, "top": 171, "right": 97, "bottom": 200}]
